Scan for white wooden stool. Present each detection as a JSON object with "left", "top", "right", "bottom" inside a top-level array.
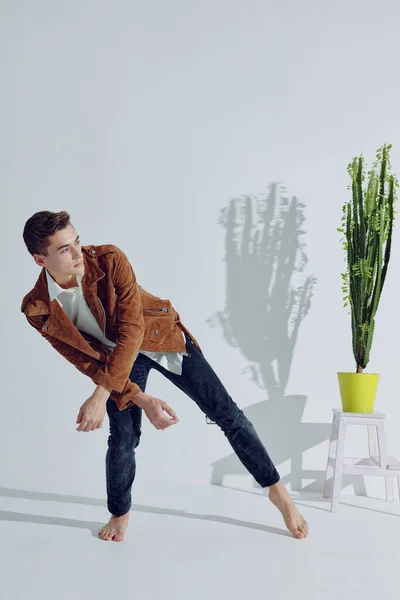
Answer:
[{"left": 323, "top": 409, "right": 400, "bottom": 512}]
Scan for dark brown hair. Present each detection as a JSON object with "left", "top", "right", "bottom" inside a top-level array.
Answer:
[{"left": 23, "top": 210, "right": 72, "bottom": 256}]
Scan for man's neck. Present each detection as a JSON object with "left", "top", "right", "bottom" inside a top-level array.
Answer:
[{"left": 46, "top": 268, "right": 79, "bottom": 290}]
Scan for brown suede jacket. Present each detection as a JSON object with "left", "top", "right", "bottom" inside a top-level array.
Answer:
[{"left": 21, "top": 244, "right": 201, "bottom": 411}]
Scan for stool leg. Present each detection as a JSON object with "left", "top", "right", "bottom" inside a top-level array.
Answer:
[
  {"left": 376, "top": 422, "right": 394, "bottom": 502},
  {"left": 331, "top": 417, "right": 346, "bottom": 512},
  {"left": 367, "top": 426, "right": 379, "bottom": 463},
  {"left": 324, "top": 413, "right": 338, "bottom": 499}
]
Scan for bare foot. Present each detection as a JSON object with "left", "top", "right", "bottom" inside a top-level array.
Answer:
[
  {"left": 268, "top": 481, "right": 308, "bottom": 539},
  {"left": 98, "top": 512, "right": 130, "bottom": 542}
]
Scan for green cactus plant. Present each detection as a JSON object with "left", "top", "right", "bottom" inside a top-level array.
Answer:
[{"left": 338, "top": 144, "right": 398, "bottom": 373}]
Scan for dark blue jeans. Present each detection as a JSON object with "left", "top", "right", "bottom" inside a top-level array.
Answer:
[{"left": 105, "top": 334, "right": 280, "bottom": 516}]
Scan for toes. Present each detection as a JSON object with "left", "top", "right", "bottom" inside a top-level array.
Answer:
[
  {"left": 99, "top": 522, "right": 126, "bottom": 541},
  {"left": 297, "top": 521, "right": 308, "bottom": 538},
  {"left": 295, "top": 530, "right": 304, "bottom": 539},
  {"left": 298, "top": 532, "right": 306, "bottom": 539}
]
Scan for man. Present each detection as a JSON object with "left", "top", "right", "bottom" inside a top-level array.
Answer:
[{"left": 21, "top": 210, "right": 308, "bottom": 542}]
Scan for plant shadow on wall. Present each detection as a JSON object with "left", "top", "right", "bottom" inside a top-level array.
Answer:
[{"left": 207, "top": 183, "right": 366, "bottom": 495}]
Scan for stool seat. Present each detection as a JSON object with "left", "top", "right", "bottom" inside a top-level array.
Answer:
[
  {"left": 333, "top": 408, "right": 385, "bottom": 419},
  {"left": 323, "top": 409, "right": 400, "bottom": 511}
]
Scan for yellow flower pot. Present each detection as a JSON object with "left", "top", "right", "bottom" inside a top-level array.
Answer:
[{"left": 337, "top": 372, "right": 380, "bottom": 414}]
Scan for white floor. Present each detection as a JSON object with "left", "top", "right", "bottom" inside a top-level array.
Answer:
[{"left": 1, "top": 481, "right": 400, "bottom": 600}]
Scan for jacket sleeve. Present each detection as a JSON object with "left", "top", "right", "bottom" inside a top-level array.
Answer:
[
  {"left": 90, "top": 247, "right": 145, "bottom": 394},
  {"left": 24, "top": 317, "right": 144, "bottom": 404}
]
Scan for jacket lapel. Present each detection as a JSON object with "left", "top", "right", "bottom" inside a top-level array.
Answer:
[
  {"left": 24, "top": 249, "right": 106, "bottom": 360},
  {"left": 81, "top": 255, "right": 106, "bottom": 334}
]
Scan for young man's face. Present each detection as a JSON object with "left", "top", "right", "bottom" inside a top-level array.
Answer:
[{"left": 33, "top": 223, "right": 85, "bottom": 281}]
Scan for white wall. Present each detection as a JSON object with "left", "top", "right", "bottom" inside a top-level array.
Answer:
[{"left": 2, "top": 0, "right": 400, "bottom": 502}]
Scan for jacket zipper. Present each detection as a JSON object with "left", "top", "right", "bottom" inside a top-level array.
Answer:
[{"left": 144, "top": 308, "right": 169, "bottom": 313}]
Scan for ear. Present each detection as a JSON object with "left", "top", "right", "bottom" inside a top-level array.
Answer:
[{"left": 33, "top": 253, "right": 46, "bottom": 268}]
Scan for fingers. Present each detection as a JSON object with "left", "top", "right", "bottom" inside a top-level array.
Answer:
[
  {"left": 76, "top": 420, "right": 90, "bottom": 432},
  {"left": 76, "top": 408, "right": 83, "bottom": 424},
  {"left": 160, "top": 402, "right": 179, "bottom": 429},
  {"left": 161, "top": 402, "right": 177, "bottom": 419},
  {"left": 151, "top": 415, "right": 178, "bottom": 430},
  {"left": 156, "top": 413, "right": 179, "bottom": 430},
  {"left": 76, "top": 420, "right": 103, "bottom": 432},
  {"left": 91, "top": 421, "right": 103, "bottom": 431}
]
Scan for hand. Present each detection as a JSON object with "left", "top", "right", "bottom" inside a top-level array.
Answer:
[
  {"left": 133, "top": 392, "right": 179, "bottom": 430},
  {"left": 76, "top": 390, "right": 108, "bottom": 432}
]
